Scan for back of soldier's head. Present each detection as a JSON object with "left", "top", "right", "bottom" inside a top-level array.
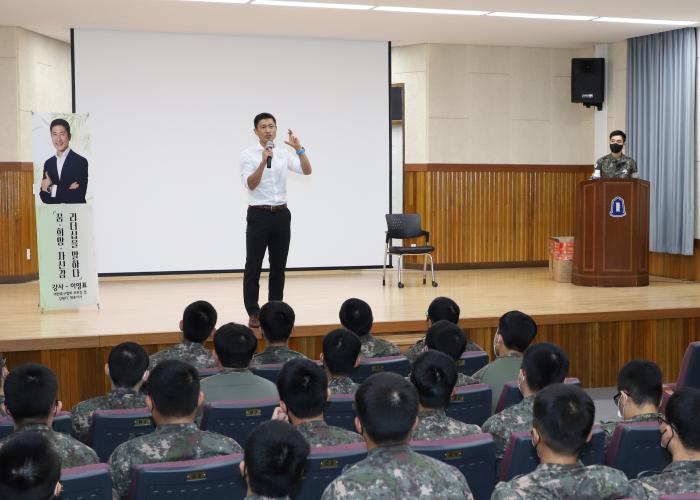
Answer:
[
  {"left": 276, "top": 358, "right": 327, "bottom": 419},
  {"left": 339, "top": 298, "right": 373, "bottom": 337},
  {"left": 182, "top": 300, "right": 217, "bottom": 343},
  {"left": 425, "top": 320, "right": 467, "bottom": 361},
  {"left": 260, "top": 301, "right": 296, "bottom": 343},
  {"left": 148, "top": 360, "right": 199, "bottom": 418},
  {"left": 498, "top": 311, "right": 537, "bottom": 352},
  {"left": 108, "top": 342, "right": 149, "bottom": 389},
  {"left": 355, "top": 372, "right": 418, "bottom": 445},
  {"left": 533, "top": 384, "right": 594, "bottom": 457},
  {"left": 4, "top": 364, "right": 58, "bottom": 425},
  {"left": 214, "top": 323, "right": 258, "bottom": 368},
  {"left": 665, "top": 387, "right": 700, "bottom": 452},
  {"left": 617, "top": 360, "right": 662, "bottom": 407},
  {"left": 411, "top": 351, "right": 457, "bottom": 409},
  {"left": 522, "top": 343, "right": 569, "bottom": 391},
  {"left": 0, "top": 432, "right": 60, "bottom": 500},
  {"left": 244, "top": 420, "right": 309, "bottom": 497},
  {"left": 322, "top": 329, "right": 361, "bottom": 376},
  {"left": 427, "top": 297, "right": 460, "bottom": 324}
]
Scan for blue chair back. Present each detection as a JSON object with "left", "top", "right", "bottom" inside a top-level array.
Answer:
[
  {"left": 200, "top": 398, "right": 279, "bottom": 446},
  {"left": 495, "top": 377, "right": 582, "bottom": 413},
  {"left": 351, "top": 356, "right": 410, "bottom": 384},
  {"left": 677, "top": 341, "right": 700, "bottom": 389},
  {"left": 458, "top": 351, "right": 489, "bottom": 376},
  {"left": 292, "top": 443, "right": 368, "bottom": 499},
  {"left": 605, "top": 421, "right": 672, "bottom": 479},
  {"left": 0, "top": 411, "right": 74, "bottom": 439},
  {"left": 90, "top": 408, "right": 155, "bottom": 462},
  {"left": 60, "top": 463, "right": 112, "bottom": 500},
  {"left": 249, "top": 364, "right": 284, "bottom": 383},
  {"left": 325, "top": 394, "right": 356, "bottom": 432},
  {"left": 446, "top": 384, "right": 492, "bottom": 427}
]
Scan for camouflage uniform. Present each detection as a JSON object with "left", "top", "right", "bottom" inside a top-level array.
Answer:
[
  {"left": 593, "top": 153, "right": 638, "bottom": 179},
  {"left": 491, "top": 462, "right": 630, "bottom": 499},
  {"left": 0, "top": 424, "right": 99, "bottom": 468},
  {"left": 359, "top": 334, "right": 401, "bottom": 358},
  {"left": 600, "top": 412, "right": 662, "bottom": 449},
  {"left": 109, "top": 422, "right": 242, "bottom": 499},
  {"left": 412, "top": 409, "right": 481, "bottom": 441},
  {"left": 149, "top": 340, "right": 216, "bottom": 370},
  {"left": 251, "top": 345, "right": 306, "bottom": 365},
  {"left": 328, "top": 376, "right": 358, "bottom": 395},
  {"left": 456, "top": 372, "right": 479, "bottom": 387},
  {"left": 295, "top": 420, "right": 364, "bottom": 448},
  {"left": 0, "top": 395, "right": 5, "bottom": 417},
  {"left": 321, "top": 444, "right": 472, "bottom": 499},
  {"left": 406, "top": 337, "right": 484, "bottom": 364},
  {"left": 482, "top": 395, "right": 534, "bottom": 460},
  {"left": 245, "top": 496, "right": 290, "bottom": 500},
  {"left": 628, "top": 460, "right": 700, "bottom": 499},
  {"left": 71, "top": 388, "right": 148, "bottom": 443}
]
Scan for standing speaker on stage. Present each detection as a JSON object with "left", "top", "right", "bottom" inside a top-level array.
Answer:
[
  {"left": 239, "top": 112, "right": 312, "bottom": 328},
  {"left": 592, "top": 130, "right": 638, "bottom": 179}
]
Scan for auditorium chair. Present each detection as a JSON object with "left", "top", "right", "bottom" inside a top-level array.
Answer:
[
  {"left": 662, "top": 341, "right": 700, "bottom": 409},
  {"left": 249, "top": 363, "right": 284, "bottom": 383},
  {"left": 382, "top": 213, "right": 437, "bottom": 289},
  {"left": 458, "top": 351, "right": 489, "bottom": 376},
  {"left": 411, "top": 434, "right": 496, "bottom": 500},
  {"left": 445, "top": 383, "right": 492, "bottom": 426},
  {"left": 659, "top": 495, "right": 700, "bottom": 500},
  {"left": 0, "top": 411, "right": 73, "bottom": 439},
  {"left": 494, "top": 377, "right": 582, "bottom": 413},
  {"left": 605, "top": 421, "right": 671, "bottom": 479},
  {"left": 324, "top": 394, "right": 356, "bottom": 432},
  {"left": 60, "top": 463, "right": 112, "bottom": 500},
  {"left": 292, "top": 442, "right": 368, "bottom": 499},
  {"left": 89, "top": 408, "right": 156, "bottom": 462},
  {"left": 127, "top": 454, "right": 246, "bottom": 500},
  {"left": 351, "top": 355, "right": 410, "bottom": 383},
  {"left": 200, "top": 397, "right": 279, "bottom": 446}
]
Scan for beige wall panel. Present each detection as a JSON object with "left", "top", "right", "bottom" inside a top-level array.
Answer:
[
  {"left": 427, "top": 118, "right": 470, "bottom": 163},
  {"left": 509, "top": 47, "right": 551, "bottom": 121},
  {"left": 467, "top": 73, "right": 510, "bottom": 164},
  {"left": 427, "top": 44, "right": 468, "bottom": 119},
  {"left": 510, "top": 120, "right": 551, "bottom": 164}
]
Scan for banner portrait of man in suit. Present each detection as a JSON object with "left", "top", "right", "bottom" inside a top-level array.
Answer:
[{"left": 39, "top": 118, "right": 89, "bottom": 204}]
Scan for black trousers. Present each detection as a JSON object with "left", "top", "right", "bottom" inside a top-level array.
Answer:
[{"left": 243, "top": 206, "right": 291, "bottom": 315}]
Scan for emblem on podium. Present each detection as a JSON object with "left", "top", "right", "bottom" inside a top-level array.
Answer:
[{"left": 609, "top": 196, "right": 626, "bottom": 218}]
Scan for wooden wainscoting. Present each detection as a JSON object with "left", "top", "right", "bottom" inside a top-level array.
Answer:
[
  {"left": 0, "top": 163, "right": 37, "bottom": 282},
  {"left": 649, "top": 240, "right": 700, "bottom": 281}
]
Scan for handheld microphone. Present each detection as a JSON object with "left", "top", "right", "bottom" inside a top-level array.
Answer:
[{"left": 266, "top": 141, "right": 274, "bottom": 168}]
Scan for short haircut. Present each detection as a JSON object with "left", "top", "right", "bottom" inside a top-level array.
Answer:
[
  {"left": 355, "top": 372, "right": 418, "bottom": 445},
  {"left": 617, "top": 360, "right": 663, "bottom": 407},
  {"left": 182, "top": 300, "right": 217, "bottom": 343},
  {"left": 521, "top": 342, "right": 569, "bottom": 391},
  {"left": 427, "top": 297, "right": 460, "bottom": 324},
  {"left": 665, "top": 387, "right": 700, "bottom": 451},
  {"left": 214, "top": 323, "right": 258, "bottom": 368},
  {"left": 244, "top": 420, "right": 309, "bottom": 497},
  {"left": 425, "top": 320, "right": 467, "bottom": 361},
  {"left": 276, "top": 358, "right": 327, "bottom": 419},
  {"left": 339, "top": 298, "right": 373, "bottom": 337},
  {"left": 147, "top": 360, "right": 200, "bottom": 417},
  {"left": 0, "top": 432, "right": 60, "bottom": 500},
  {"left": 108, "top": 342, "right": 149, "bottom": 388},
  {"left": 609, "top": 130, "right": 627, "bottom": 142},
  {"left": 260, "top": 301, "right": 296, "bottom": 343},
  {"left": 322, "top": 329, "right": 361, "bottom": 376},
  {"left": 410, "top": 351, "right": 457, "bottom": 409},
  {"left": 254, "top": 112, "right": 277, "bottom": 128},
  {"left": 4, "top": 364, "right": 58, "bottom": 424},
  {"left": 498, "top": 311, "right": 537, "bottom": 352},
  {"left": 49, "top": 118, "right": 70, "bottom": 136},
  {"left": 533, "top": 383, "right": 595, "bottom": 456}
]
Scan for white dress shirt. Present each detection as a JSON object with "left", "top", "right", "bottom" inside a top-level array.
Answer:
[
  {"left": 51, "top": 148, "right": 71, "bottom": 198},
  {"left": 239, "top": 142, "right": 303, "bottom": 206}
]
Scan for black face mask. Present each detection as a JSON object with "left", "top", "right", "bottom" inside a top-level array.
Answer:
[{"left": 610, "top": 143, "right": 623, "bottom": 154}]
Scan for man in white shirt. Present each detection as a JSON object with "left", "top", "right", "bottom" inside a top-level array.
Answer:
[
  {"left": 240, "top": 112, "right": 312, "bottom": 328},
  {"left": 39, "top": 118, "right": 89, "bottom": 204}
]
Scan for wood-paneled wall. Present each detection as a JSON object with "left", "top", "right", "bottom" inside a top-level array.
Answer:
[
  {"left": 0, "top": 164, "right": 37, "bottom": 282},
  {"left": 649, "top": 240, "right": 700, "bottom": 281}
]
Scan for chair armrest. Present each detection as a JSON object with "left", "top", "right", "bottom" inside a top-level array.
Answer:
[
  {"left": 422, "top": 230, "right": 430, "bottom": 242},
  {"left": 385, "top": 231, "right": 390, "bottom": 244}
]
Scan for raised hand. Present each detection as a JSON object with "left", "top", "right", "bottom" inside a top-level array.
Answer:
[{"left": 284, "top": 129, "right": 302, "bottom": 150}]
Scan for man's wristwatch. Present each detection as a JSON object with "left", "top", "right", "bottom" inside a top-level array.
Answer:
[{"left": 296, "top": 147, "right": 305, "bottom": 155}]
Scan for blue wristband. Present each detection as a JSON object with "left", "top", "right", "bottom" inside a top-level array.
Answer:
[{"left": 296, "top": 147, "right": 305, "bottom": 155}]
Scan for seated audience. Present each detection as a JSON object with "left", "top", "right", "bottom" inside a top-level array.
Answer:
[
  {"left": 109, "top": 360, "right": 242, "bottom": 499},
  {"left": 251, "top": 301, "right": 306, "bottom": 365},
  {"left": 628, "top": 387, "right": 700, "bottom": 499},
  {"left": 482, "top": 342, "right": 569, "bottom": 461},
  {"left": 491, "top": 384, "right": 629, "bottom": 499},
  {"left": 240, "top": 420, "right": 310, "bottom": 499},
  {"left": 274, "top": 358, "right": 363, "bottom": 447},
  {"left": 321, "top": 328, "right": 361, "bottom": 395},
  {"left": 425, "top": 320, "right": 479, "bottom": 386},
  {"left": 322, "top": 372, "right": 472, "bottom": 499},
  {"left": 0, "top": 432, "right": 62, "bottom": 500},
  {"left": 149, "top": 300, "right": 218, "bottom": 369},
  {"left": 0, "top": 354, "right": 7, "bottom": 416},
  {"left": 410, "top": 351, "right": 481, "bottom": 441},
  {"left": 473, "top": 310, "right": 538, "bottom": 412},
  {"left": 339, "top": 298, "right": 400, "bottom": 358},
  {"left": 601, "top": 360, "right": 663, "bottom": 448},
  {"left": 201, "top": 322, "right": 278, "bottom": 403},
  {"left": 72, "top": 342, "right": 150, "bottom": 442},
  {"left": 0, "top": 363, "right": 99, "bottom": 468}
]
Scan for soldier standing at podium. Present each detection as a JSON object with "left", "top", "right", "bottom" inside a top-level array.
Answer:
[{"left": 592, "top": 130, "right": 639, "bottom": 179}]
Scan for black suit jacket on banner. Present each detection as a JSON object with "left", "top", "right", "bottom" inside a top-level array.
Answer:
[{"left": 39, "top": 150, "right": 89, "bottom": 204}]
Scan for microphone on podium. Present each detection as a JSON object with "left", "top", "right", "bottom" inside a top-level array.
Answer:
[{"left": 266, "top": 141, "right": 274, "bottom": 168}]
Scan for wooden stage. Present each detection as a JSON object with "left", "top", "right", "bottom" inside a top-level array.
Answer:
[{"left": 2, "top": 267, "right": 700, "bottom": 408}]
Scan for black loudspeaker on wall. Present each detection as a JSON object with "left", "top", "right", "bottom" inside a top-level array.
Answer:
[{"left": 571, "top": 58, "right": 605, "bottom": 110}]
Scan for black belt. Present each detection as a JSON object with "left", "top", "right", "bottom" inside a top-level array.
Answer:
[{"left": 250, "top": 204, "right": 287, "bottom": 213}]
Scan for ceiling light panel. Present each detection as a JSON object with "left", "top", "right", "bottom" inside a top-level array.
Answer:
[
  {"left": 252, "top": 0, "right": 374, "bottom": 9},
  {"left": 594, "top": 17, "right": 697, "bottom": 26},
  {"left": 488, "top": 12, "right": 595, "bottom": 21},
  {"left": 375, "top": 6, "right": 487, "bottom": 16}
]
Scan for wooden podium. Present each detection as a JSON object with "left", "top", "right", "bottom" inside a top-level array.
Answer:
[{"left": 572, "top": 178, "right": 650, "bottom": 287}]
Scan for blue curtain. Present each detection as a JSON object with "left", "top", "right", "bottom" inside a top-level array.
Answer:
[{"left": 627, "top": 28, "right": 696, "bottom": 255}]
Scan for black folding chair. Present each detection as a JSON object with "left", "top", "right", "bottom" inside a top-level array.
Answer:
[{"left": 383, "top": 214, "right": 437, "bottom": 288}]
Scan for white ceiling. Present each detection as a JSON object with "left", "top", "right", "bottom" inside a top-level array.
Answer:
[{"left": 1, "top": 0, "right": 699, "bottom": 48}]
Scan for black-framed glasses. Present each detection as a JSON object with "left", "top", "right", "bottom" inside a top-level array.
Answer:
[
  {"left": 612, "top": 392, "right": 622, "bottom": 406},
  {"left": 657, "top": 415, "right": 669, "bottom": 426}
]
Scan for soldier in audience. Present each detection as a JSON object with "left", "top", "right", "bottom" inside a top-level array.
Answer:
[
  {"left": 149, "top": 300, "right": 218, "bottom": 369},
  {"left": 628, "top": 387, "right": 700, "bottom": 499},
  {"left": 251, "top": 301, "right": 306, "bottom": 365},
  {"left": 424, "top": 320, "right": 479, "bottom": 386},
  {"left": 601, "top": 360, "right": 663, "bottom": 448},
  {"left": 321, "top": 372, "right": 473, "bottom": 499},
  {"left": 339, "top": 298, "right": 400, "bottom": 358},
  {"left": 109, "top": 360, "right": 242, "bottom": 499},
  {"left": 71, "top": 342, "right": 149, "bottom": 442},
  {"left": 321, "top": 328, "right": 361, "bottom": 395},
  {"left": 201, "top": 322, "right": 278, "bottom": 403},
  {"left": 482, "top": 342, "right": 568, "bottom": 461},
  {"left": 0, "top": 354, "right": 7, "bottom": 417},
  {"left": 410, "top": 351, "right": 481, "bottom": 441},
  {"left": 491, "top": 384, "right": 630, "bottom": 499},
  {"left": 0, "top": 432, "right": 62, "bottom": 500},
  {"left": 240, "top": 420, "right": 310, "bottom": 500},
  {"left": 0, "top": 363, "right": 99, "bottom": 468},
  {"left": 273, "top": 358, "right": 363, "bottom": 447},
  {"left": 473, "top": 310, "right": 537, "bottom": 412}
]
